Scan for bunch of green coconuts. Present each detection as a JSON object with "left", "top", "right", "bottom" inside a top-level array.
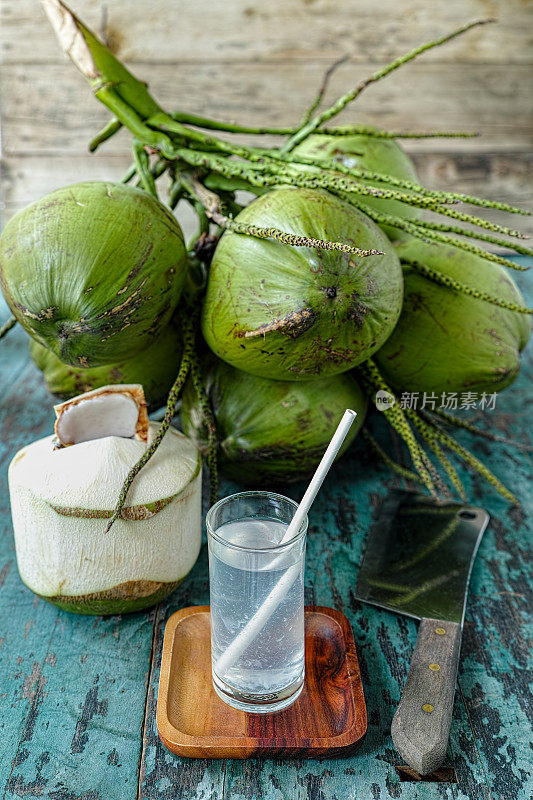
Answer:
[{"left": 1, "top": 4, "right": 530, "bottom": 518}]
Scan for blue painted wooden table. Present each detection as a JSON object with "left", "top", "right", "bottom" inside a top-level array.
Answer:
[{"left": 0, "top": 259, "right": 531, "bottom": 799}]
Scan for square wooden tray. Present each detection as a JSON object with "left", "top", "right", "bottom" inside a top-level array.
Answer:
[{"left": 157, "top": 605, "right": 367, "bottom": 758}]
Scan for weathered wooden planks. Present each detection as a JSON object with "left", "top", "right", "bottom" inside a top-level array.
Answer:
[
  {"left": 3, "top": 62, "right": 532, "bottom": 158},
  {"left": 2, "top": 0, "right": 531, "bottom": 239},
  {"left": 3, "top": 0, "right": 532, "bottom": 65}
]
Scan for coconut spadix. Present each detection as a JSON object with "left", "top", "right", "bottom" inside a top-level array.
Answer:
[
  {"left": 293, "top": 130, "right": 422, "bottom": 239},
  {"left": 9, "top": 385, "right": 202, "bottom": 614}
]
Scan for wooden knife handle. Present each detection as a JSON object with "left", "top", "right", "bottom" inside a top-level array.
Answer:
[{"left": 391, "top": 617, "right": 462, "bottom": 775}]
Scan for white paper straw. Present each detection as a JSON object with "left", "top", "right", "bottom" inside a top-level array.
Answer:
[
  {"left": 214, "top": 409, "right": 357, "bottom": 678},
  {"left": 278, "top": 408, "right": 358, "bottom": 546}
]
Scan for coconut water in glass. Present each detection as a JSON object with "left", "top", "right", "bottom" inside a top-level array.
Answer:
[{"left": 207, "top": 491, "right": 307, "bottom": 713}]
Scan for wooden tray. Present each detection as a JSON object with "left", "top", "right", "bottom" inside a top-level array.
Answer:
[{"left": 157, "top": 605, "right": 367, "bottom": 758}]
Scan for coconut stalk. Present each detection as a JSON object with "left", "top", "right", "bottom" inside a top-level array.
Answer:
[
  {"left": 104, "top": 308, "right": 196, "bottom": 531},
  {"left": 41, "top": 0, "right": 530, "bottom": 510},
  {"left": 358, "top": 359, "right": 518, "bottom": 504},
  {"left": 42, "top": 0, "right": 529, "bottom": 244},
  {"left": 279, "top": 19, "right": 496, "bottom": 153},
  {"left": 0, "top": 317, "right": 17, "bottom": 340},
  {"left": 361, "top": 429, "right": 424, "bottom": 485}
]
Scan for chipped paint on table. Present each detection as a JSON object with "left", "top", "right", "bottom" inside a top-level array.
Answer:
[{"left": 0, "top": 259, "right": 531, "bottom": 799}]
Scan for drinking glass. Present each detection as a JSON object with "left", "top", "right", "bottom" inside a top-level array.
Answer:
[{"left": 207, "top": 491, "right": 307, "bottom": 713}]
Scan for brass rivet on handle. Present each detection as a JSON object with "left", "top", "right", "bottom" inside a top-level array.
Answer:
[
  {"left": 435, "top": 627, "right": 446, "bottom": 635},
  {"left": 429, "top": 663, "right": 440, "bottom": 671},
  {"left": 422, "top": 703, "right": 434, "bottom": 713}
]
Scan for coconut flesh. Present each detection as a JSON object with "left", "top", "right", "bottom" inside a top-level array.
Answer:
[{"left": 9, "top": 384, "right": 202, "bottom": 614}]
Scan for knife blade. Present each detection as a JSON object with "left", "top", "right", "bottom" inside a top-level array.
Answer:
[{"left": 355, "top": 489, "right": 489, "bottom": 775}]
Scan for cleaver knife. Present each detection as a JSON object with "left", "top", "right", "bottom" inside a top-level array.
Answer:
[{"left": 355, "top": 490, "right": 489, "bottom": 775}]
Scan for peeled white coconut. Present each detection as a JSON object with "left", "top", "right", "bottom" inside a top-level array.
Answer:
[{"left": 9, "top": 385, "right": 202, "bottom": 614}]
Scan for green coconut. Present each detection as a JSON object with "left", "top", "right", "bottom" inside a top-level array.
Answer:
[
  {"left": 202, "top": 187, "right": 403, "bottom": 380},
  {"left": 181, "top": 357, "right": 367, "bottom": 485},
  {"left": 30, "top": 321, "right": 182, "bottom": 409},
  {"left": 375, "top": 237, "right": 531, "bottom": 394},
  {"left": 0, "top": 182, "right": 187, "bottom": 368},
  {"left": 293, "top": 130, "right": 422, "bottom": 238}
]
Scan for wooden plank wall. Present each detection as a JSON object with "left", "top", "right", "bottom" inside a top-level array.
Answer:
[{"left": 1, "top": 0, "right": 532, "bottom": 237}]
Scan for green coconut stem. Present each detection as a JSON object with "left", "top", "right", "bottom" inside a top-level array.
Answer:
[
  {"left": 401, "top": 222, "right": 529, "bottom": 271},
  {"left": 179, "top": 171, "right": 384, "bottom": 256},
  {"left": 430, "top": 409, "right": 533, "bottom": 451},
  {"left": 420, "top": 448, "right": 449, "bottom": 498},
  {"left": 47, "top": 4, "right": 528, "bottom": 252},
  {"left": 299, "top": 54, "right": 350, "bottom": 126},
  {"left": 217, "top": 191, "right": 245, "bottom": 219},
  {"left": 321, "top": 128, "right": 481, "bottom": 139},
  {"left": 135, "top": 158, "right": 169, "bottom": 195},
  {"left": 148, "top": 112, "right": 245, "bottom": 159},
  {"left": 151, "top": 158, "right": 170, "bottom": 179},
  {"left": 235, "top": 152, "right": 526, "bottom": 237},
  {"left": 121, "top": 164, "right": 137, "bottom": 184},
  {"left": 48, "top": 7, "right": 528, "bottom": 237},
  {"left": 414, "top": 410, "right": 518, "bottom": 504},
  {"left": 350, "top": 188, "right": 527, "bottom": 239},
  {"left": 93, "top": 84, "right": 180, "bottom": 159},
  {"left": 263, "top": 146, "right": 526, "bottom": 217},
  {"left": 105, "top": 318, "right": 195, "bottom": 533},
  {"left": 143, "top": 111, "right": 529, "bottom": 227},
  {"left": 351, "top": 202, "right": 529, "bottom": 271},
  {"left": 89, "top": 117, "right": 123, "bottom": 151},
  {"left": 168, "top": 183, "right": 185, "bottom": 209},
  {"left": 401, "top": 217, "right": 533, "bottom": 257},
  {"left": 0, "top": 316, "right": 17, "bottom": 340},
  {"left": 403, "top": 259, "right": 533, "bottom": 314},
  {"left": 440, "top": 193, "right": 529, "bottom": 217},
  {"left": 280, "top": 149, "right": 528, "bottom": 216},
  {"left": 362, "top": 428, "right": 423, "bottom": 484},
  {"left": 405, "top": 411, "right": 467, "bottom": 500},
  {"left": 194, "top": 200, "right": 210, "bottom": 237},
  {"left": 189, "top": 352, "right": 219, "bottom": 506},
  {"left": 421, "top": 203, "right": 526, "bottom": 239},
  {"left": 281, "top": 19, "right": 494, "bottom": 152},
  {"left": 169, "top": 110, "right": 290, "bottom": 135},
  {"left": 131, "top": 140, "right": 158, "bottom": 197},
  {"left": 168, "top": 112, "right": 478, "bottom": 139},
  {"left": 184, "top": 199, "right": 210, "bottom": 249},
  {"left": 172, "top": 146, "right": 515, "bottom": 235},
  {"left": 260, "top": 149, "right": 454, "bottom": 204},
  {"left": 141, "top": 132, "right": 527, "bottom": 238},
  {"left": 358, "top": 360, "right": 437, "bottom": 495},
  {"left": 123, "top": 155, "right": 169, "bottom": 196}
]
